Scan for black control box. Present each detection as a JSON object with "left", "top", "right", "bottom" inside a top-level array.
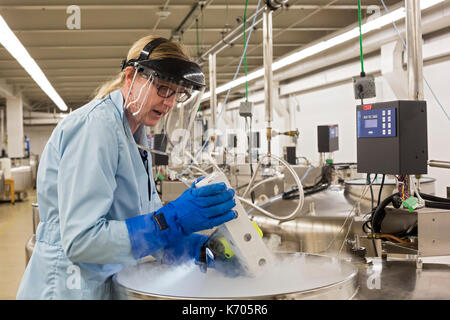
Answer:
[
  {"left": 317, "top": 124, "right": 339, "bottom": 153},
  {"left": 151, "top": 134, "right": 169, "bottom": 166},
  {"left": 356, "top": 100, "right": 427, "bottom": 174},
  {"left": 284, "top": 146, "right": 296, "bottom": 165},
  {"left": 252, "top": 131, "right": 260, "bottom": 148},
  {"left": 228, "top": 134, "right": 237, "bottom": 148}
]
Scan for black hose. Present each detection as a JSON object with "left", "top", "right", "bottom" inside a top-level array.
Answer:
[
  {"left": 284, "top": 183, "right": 329, "bottom": 200},
  {"left": 371, "top": 192, "right": 400, "bottom": 234},
  {"left": 424, "top": 200, "right": 450, "bottom": 210},
  {"left": 369, "top": 174, "right": 374, "bottom": 211},
  {"left": 420, "top": 193, "right": 450, "bottom": 203},
  {"left": 377, "top": 174, "right": 386, "bottom": 207}
]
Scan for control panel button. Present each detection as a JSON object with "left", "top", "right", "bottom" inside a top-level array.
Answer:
[
  {"left": 382, "top": 130, "right": 386, "bottom": 135},
  {"left": 388, "top": 129, "right": 391, "bottom": 135},
  {"left": 382, "top": 123, "right": 386, "bottom": 129},
  {"left": 388, "top": 123, "right": 391, "bottom": 128},
  {"left": 383, "top": 117, "right": 386, "bottom": 122}
]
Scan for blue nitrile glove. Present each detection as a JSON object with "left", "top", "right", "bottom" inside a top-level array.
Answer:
[
  {"left": 125, "top": 182, "right": 236, "bottom": 260},
  {"left": 166, "top": 181, "right": 237, "bottom": 235}
]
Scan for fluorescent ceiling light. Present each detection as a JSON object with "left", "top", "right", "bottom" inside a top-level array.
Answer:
[
  {"left": 421, "top": 0, "right": 445, "bottom": 10},
  {"left": 0, "top": 15, "right": 68, "bottom": 111},
  {"left": 203, "top": 0, "right": 445, "bottom": 102}
]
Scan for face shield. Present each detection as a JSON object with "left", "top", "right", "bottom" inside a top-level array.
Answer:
[{"left": 122, "top": 57, "right": 205, "bottom": 159}]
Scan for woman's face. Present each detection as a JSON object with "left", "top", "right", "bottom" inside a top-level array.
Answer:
[{"left": 124, "top": 69, "right": 181, "bottom": 128}]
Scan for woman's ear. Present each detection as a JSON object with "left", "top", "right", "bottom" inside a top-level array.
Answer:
[{"left": 123, "top": 67, "right": 135, "bottom": 85}]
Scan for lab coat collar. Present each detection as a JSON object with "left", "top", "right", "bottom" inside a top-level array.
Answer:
[
  {"left": 109, "top": 88, "right": 125, "bottom": 120},
  {"left": 108, "top": 88, "right": 150, "bottom": 149}
]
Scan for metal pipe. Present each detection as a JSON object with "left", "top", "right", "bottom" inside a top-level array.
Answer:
[
  {"left": 152, "top": 0, "right": 171, "bottom": 33},
  {"left": 197, "top": 5, "right": 266, "bottom": 63},
  {"left": 406, "top": 0, "right": 424, "bottom": 100},
  {"left": 428, "top": 160, "right": 450, "bottom": 169},
  {"left": 220, "top": 0, "right": 340, "bottom": 70},
  {"left": 208, "top": 53, "right": 217, "bottom": 127},
  {"left": 170, "top": 2, "right": 199, "bottom": 40},
  {"left": 263, "top": 8, "right": 273, "bottom": 156},
  {"left": 208, "top": 53, "right": 217, "bottom": 145}
]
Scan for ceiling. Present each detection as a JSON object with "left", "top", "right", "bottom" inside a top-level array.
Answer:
[{"left": 0, "top": 0, "right": 402, "bottom": 112}]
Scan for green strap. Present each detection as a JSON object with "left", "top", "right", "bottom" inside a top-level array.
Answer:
[{"left": 357, "top": 0, "right": 365, "bottom": 74}]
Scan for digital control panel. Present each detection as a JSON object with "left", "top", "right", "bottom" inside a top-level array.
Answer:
[{"left": 357, "top": 107, "right": 396, "bottom": 138}]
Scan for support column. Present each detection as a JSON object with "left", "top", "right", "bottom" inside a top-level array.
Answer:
[
  {"left": 6, "top": 95, "right": 24, "bottom": 158},
  {"left": 208, "top": 53, "right": 217, "bottom": 149},
  {"left": 263, "top": 8, "right": 274, "bottom": 156},
  {"left": 208, "top": 53, "right": 217, "bottom": 129},
  {"left": 406, "top": 0, "right": 424, "bottom": 100}
]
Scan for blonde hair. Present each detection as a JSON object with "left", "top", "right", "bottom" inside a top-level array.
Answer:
[{"left": 92, "top": 35, "right": 192, "bottom": 99}]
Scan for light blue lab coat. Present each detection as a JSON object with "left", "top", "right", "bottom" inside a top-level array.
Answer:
[{"left": 17, "top": 89, "right": 163, "bottom": 299}]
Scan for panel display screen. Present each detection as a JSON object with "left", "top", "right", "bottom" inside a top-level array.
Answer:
[
  {"left": 357, "top": 107, "right": 396, "bottom": 138},
  {"left": 365, "top": 119, "right": 377, "bottom": 128}
]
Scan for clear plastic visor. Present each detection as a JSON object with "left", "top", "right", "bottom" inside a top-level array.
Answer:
[{"left": 123, "top": 69, "right": 204, "bottom": 155}]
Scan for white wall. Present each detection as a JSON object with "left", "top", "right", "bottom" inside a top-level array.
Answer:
[{"left": 24, "top": 125, "right": 56, "bottom": 159}]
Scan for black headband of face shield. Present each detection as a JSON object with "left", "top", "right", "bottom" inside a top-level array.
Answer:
[
  {"left": 120, "top": 37, "right": 168, "bottom": 71},
  {"left": 120, "top": 38, "right": 206, "bottom": 90}
]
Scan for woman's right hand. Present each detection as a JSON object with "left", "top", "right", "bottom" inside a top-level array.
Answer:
[
  {"left": 125, "top": 181, "right": 237, "bottom": 260},
  {"left": 165, "top": 182, "right": 237, "bottom": 235}
]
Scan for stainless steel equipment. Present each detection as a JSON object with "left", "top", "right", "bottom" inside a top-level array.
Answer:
[
  {"left": 351, "top": 257, "right": 450, "bottom": 299},
  {"left": 112, "top": 253, "right": 359, "bottom": 300},
  {"left": 11, "top": 166, "right": 33, "bottom": 192},
  {"left": 283, "top": 165, "right": 323, "bottom": 188},
  {"left": 0, "top": 169, "right": 5, "bottom": 195},
  {"left": 379, "top": 206, "right": 450, "bottom": 268},
  {"left": 29, "top": 155, "right": 39, "bottom": 186},
  {"left": 250, "top": 187, "right": 358, "bottom": 254}
]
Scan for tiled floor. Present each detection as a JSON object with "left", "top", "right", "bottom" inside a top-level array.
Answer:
[{"left": 0, "top": 191, "right": 35, "bottom": 300}]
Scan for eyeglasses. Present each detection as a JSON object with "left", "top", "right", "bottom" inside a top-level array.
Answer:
[
  {"left": 155, "top": 84, "right": 192, "bottom": 103},
  {"left": 140, "top": 73, "right": 192, "bottom": 103}
]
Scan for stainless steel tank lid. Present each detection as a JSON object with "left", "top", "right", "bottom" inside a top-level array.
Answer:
[{"left": 113, "top": 253, "right": 358, "bottom": 300}]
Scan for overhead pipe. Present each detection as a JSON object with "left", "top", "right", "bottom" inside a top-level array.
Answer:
[
  {"left": 170, "top": 2, "right": 199, "bottom": 40},
  {"left": 197, "top": 5, "right": 266, "bottom": 63},
  {"left": 197, "top": 1, "right": 288, "bottom": 63}
]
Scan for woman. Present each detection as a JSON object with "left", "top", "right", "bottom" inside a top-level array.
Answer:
[{"left": 17, "top": 35, "right": 237, "bottom": 299}]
